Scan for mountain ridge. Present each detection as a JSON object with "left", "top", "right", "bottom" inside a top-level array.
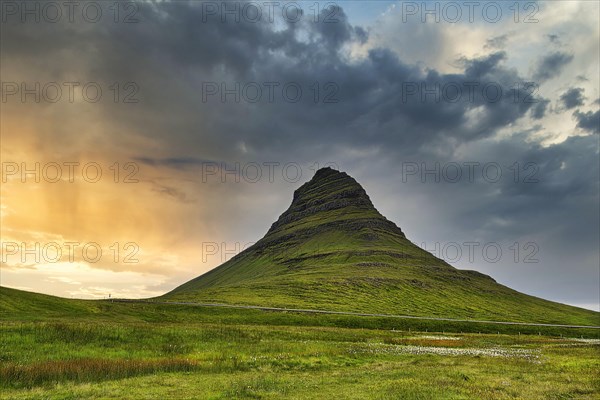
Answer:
[{"left": 163, "top": 168, "right": 599, "bottom": 326}]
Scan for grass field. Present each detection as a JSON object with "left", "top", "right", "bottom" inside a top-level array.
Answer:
[{"left": 1, "top": 287, "right": 599, "bottom": 399}]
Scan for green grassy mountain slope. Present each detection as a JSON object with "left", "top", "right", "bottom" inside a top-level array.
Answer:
[{"left": 164, "top": 168, "right": 599, "bottom": 326}]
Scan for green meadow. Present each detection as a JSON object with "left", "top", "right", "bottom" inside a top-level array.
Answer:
[{"left": 1, "top": 287, "right": 599, "bottom": 399}]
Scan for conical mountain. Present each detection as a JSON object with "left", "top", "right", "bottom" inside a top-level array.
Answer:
[{"left": 165, "top": 168, "right": 598, "bottom": 325}]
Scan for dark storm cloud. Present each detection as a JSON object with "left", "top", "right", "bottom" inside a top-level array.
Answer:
[
  {"left": 559, "top": 88, "right": 586, "bottom": 110},
  {"left": 530, "top": 99, "right": 550, "bottom": 119},
  {"left": 532, "top": 52, "right": 574, "bottom": 82},
  {"left": 1, "top": 0, "right": 546, "bottom": 159},
  {"left": 496, "top": 135, "right": 598, "bottom": 200},
  {"left": 574, "top": 110, "right": 600, "bottom": 134},
  {"left": 311, "top": 6, "right": 365, "bottom": 50}
]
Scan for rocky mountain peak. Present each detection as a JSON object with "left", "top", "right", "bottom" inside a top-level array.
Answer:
[{"left": 266, "top": 167, "right": 401, "bottom": 237}]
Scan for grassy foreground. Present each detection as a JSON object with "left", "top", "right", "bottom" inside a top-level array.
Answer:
[
  {"left": 1, "top": 287, "right": 599, "bottom": 399},
  {"left": 1, "top": 320, "right": 599, "bottom": 399}
]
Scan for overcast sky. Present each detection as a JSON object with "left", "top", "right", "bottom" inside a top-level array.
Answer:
[{"left": 1, "top": 1, "right": 598, "bottom": 311}]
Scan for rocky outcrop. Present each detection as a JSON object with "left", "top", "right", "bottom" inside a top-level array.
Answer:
[{"left": 266, "top": 167, "right": 404, "bottom": 238}]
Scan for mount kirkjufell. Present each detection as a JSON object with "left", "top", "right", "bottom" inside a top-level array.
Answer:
[{"left": 165, "top": 168, "right": 598, "bottom": 325}]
